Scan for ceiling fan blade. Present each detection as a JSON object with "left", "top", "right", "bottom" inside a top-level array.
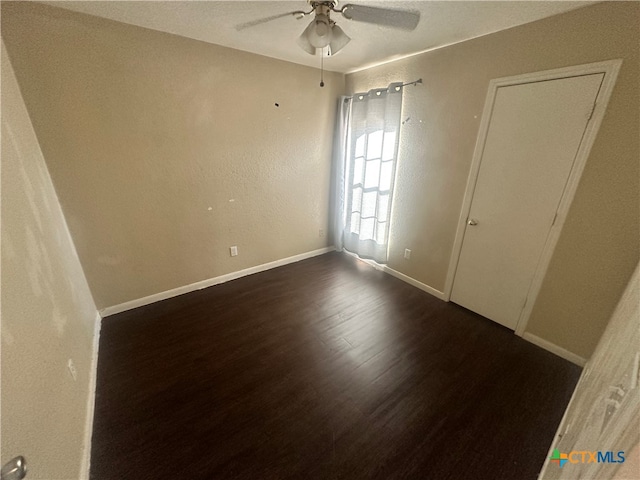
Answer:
[
  {"left": 235, "top": 10, "right": 308, "bottom": 31},
  {"left": 340, "top": 4, "right": 420, "bottom": 31}
]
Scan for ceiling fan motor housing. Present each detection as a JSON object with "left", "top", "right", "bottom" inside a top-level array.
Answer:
[{"left": 309, "top": 1, "right": 338, "bottom": 13}]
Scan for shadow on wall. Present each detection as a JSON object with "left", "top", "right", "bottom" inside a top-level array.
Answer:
[{"left": 1, "top": 42, "right": 98, "bottom": 479}]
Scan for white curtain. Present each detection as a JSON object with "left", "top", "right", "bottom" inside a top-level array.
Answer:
[
  {"left": 334, "top": 83, "right": 403, "bottom": 263},
  {"left": 332, "top": 96, "right": 352, "bottom": 252}
]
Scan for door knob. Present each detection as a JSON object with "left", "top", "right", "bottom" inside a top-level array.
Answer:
[
  {"left": 1, "top": 456, "right": 26, "bottom": 480},
  {"left": 467, "top": 219, "right": 478, "bottom": 226}
]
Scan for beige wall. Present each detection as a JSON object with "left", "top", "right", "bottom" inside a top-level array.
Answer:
[
  {"left": 346, "top": 1, "right": 639, "bottom": 359},
  {"left": 1, "top": 2, "right": 344, "bottom": 310},
  {"left": 3, "top": 1, "right": 637, "bottom": 360},
  {"left": 1, "top": 43, "right": 98, "bottom": 479}
]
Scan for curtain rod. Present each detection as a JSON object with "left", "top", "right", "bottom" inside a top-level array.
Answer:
[
  {"left": 346, "top": 78, "right": 422, "bottom": 99},
  {"left": 399, "top": 78, "right": 423, "bottom": 88}
]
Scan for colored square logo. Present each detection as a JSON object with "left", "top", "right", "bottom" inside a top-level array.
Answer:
[{"left": 550, "top": 449, "right": 568, "bottom": 468}]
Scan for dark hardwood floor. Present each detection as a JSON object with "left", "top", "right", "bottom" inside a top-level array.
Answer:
[{"left": 90, "top": 252, "right": 581, "bottom": 480}]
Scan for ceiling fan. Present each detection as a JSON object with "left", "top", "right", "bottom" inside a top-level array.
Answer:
[{"left": 236, "top": 1, "right": 420, "bottom": 57}]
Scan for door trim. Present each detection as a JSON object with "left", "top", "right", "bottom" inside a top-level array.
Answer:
[{"left": 443, "top": 59, "right": 622, "bottom": 336}]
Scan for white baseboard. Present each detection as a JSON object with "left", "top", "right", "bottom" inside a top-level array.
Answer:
[
  {"left": 80, "top": 311, "right": 102, "bottom": 480},
  {"left": 100, "top": 247, "right": 335, "bottom": 317},
  {"left": 340, "top": 249, "right": 447, "bottom": 301},
  {"left": 522, "top": 332, "right": 587, "bottom": 367},
  {"left": 382, "top": 266, "right": 447, "bottom": 301},
  {"left": 354, "top": 256, "right": 584, "bottom": 366}
]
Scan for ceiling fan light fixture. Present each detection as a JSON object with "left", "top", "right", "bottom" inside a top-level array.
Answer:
[
  {"left": 327, "top": 24, "right": 350, "bottom": 56},
  {"left": 296, "top": 27, "right": 317, "bottom": 55},
  {"left": 305, "top": 14, "right": 333, "bottom": 48}
]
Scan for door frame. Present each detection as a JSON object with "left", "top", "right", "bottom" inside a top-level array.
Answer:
[{"left": 443, "top": 59, "right": 622, "bottom": 336}]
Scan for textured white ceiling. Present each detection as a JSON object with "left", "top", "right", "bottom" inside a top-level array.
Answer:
[{"left": 44, "top": 1, "right": 593, "bottom": 73}]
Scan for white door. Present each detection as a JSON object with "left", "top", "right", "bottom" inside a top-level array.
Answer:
[{"left": 451, "top": 73, "right": 604, "bottom": 330}]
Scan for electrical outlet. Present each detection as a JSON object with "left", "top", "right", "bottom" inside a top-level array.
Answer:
[
  {"left": 67, "top": 359, "right": 77, "bottom": 381},
  {"left": 319, "top": 229, "right": 325, "bottom": 238},
  {"left": 404, "top": 249, "right": 411, "bottom": 260},
  {"left": 230, "top": 246, "right": 238, "bottom": 257}
]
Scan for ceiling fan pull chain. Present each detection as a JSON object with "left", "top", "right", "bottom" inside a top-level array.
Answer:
[{"left": 320, "top": 48, "right": 325, "bottom": 87}]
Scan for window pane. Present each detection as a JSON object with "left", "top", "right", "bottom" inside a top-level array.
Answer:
[
  {"left": 379, "top": 161, "right": 393, "bottom": 192},
  {"left": 361, "top": 191, "right": 377, "bottom": 218},
  {"left": 382, "top": 131, "right": 397, "bottom": 161},
  {"left": 349, "top": 212, "right": 361, "bottom": 235},
  {"left": 375, "top": 221, "right": 387, "bottom": 244},
  {"left": 355, "top": 134, "right": 365, "bottom": 158},
  {"left": 363, "top": 159, "right": 381, "bottom": 189},
  {"left": 366, "top": 130, "right": 383, "bottom": 160},
  {"left": 352, "top": 157, "right": 364, "bottom": 185},
  {"left": 351, "top": 187, "right": 362, "bottom": 212},
  {"left": 377, "top": 194, "right": 390, "bottom": 222},
  {"left": 360, "top": 217, "right": 375, "bottom": 241}
]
